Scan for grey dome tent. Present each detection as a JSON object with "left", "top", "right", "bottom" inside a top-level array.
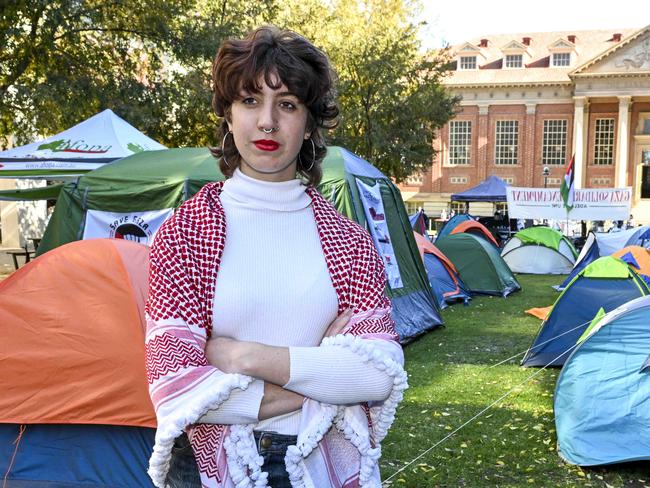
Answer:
[{"left": 501, "top": 226, "right": 577, "bottom": 274}]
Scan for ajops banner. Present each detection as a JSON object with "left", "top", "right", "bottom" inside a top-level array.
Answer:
[{"left": 506, "top": 187, "right": 631, "bottom": 220}]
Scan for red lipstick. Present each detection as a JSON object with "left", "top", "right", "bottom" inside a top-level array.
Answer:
[{"left": 254, "top": 139, "right": 280, "bottom": 151}]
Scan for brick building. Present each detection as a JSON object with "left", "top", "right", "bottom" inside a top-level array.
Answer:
[{"left": 399, "top": 25, "right": 650, "bottom": 226}]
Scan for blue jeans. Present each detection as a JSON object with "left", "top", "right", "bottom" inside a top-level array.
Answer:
[{"left": 165, "top": 431, "right": 297, "bottom": 488}]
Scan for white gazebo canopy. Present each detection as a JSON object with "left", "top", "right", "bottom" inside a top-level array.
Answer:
[{"left": 0, "top": 109, "right": 166, "bottom": 178}]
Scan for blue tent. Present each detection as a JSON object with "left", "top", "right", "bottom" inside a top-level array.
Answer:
[
  {"left": 522, "top": 256, "right": 649, "bottom": 367},
  {"left": 414, "top": 232, "right": 471, "bottom": 309},
  {"left": 555, "top": 295, "right": 650, "bottom": 466},
  {"left": 558, "top": 227, "right": 650, "bottom": 290},
  {"left": 409, "top": 209, "right": 429, "bottom": 235},
  {"left": 423, "top": 253, "right": 471, "bottom": 308},
  {"left": 0, "top": 424, "right": 155, "bottom": 487},
  {"left": 436, "top": 213, "right": 473, "bottom": 240},
  {"left": 558, "top": 235, "right": 600, "bottom": 289},
  {"left": 450, "top": 175, "right": 508, "bottom": 202}
]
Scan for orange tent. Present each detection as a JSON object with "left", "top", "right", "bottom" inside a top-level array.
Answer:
[
  {"left": 0, "top": 238, "right": 155, "bottom": 427},
  {"left": 612, "top": 246, "right": 650, "bottom": 279},
  {"left": 413, "top": 232, "right": 471, "bottom": 307},
  {"left": 413, "top": 231, "right": 458, "bottom": 273},
  {"left": 450, "top": 219, "right": 499, "bottom": 247}
]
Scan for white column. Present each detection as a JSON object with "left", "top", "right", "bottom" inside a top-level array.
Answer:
[
  {"left": 616, "top": 96, "right": 632, "bottom": 187},
  {"left": 0, "top": 179, "right": 20, "bottom": 247},
  {"left": 572, "top": 96, "right": 587, "bottom": 189}
]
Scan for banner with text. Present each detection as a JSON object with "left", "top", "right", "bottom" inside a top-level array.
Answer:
[
  {"left": 83, "top": 208, "right": 174, "bottom": 245},
  {"left": 506, "top": 187, "right": 632, "bottom": 220},
  {"left": 356, "top": 179, "right": 404, "bottom": 289}
]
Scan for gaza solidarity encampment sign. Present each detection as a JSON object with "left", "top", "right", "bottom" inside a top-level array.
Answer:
[{"left": 506, "top": 187, "right": 632, "bottom": 220}]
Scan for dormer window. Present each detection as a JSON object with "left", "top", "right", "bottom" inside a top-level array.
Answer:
[
  {"left": 547, "top": 37, "right": 576, "bottom": 67},
  {"left": 459, "top": 56, "right": 477, "bottom": 70},
  {"left": 500, "top": 40, "right": 529, "bottom": 69},
  {"left": 552, "top": 52, "right": 571, "bottom": 66},
  {"left": 505, "top": 54, "right": 523, "bottom": 68}
]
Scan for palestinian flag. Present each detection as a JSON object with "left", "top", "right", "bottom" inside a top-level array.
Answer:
[{"left": 560, "top": 155, "right": 575, "bottom": 211}]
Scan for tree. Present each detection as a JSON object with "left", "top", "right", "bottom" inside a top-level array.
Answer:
[
  {"left": 272, "top": 0, "right": 458, "bottom": 181},
  {"left": 0, "top": 0, "right": 187, "bottom": 145},
  {"left": 1, "top": 0, "right": 457, "bottom": 183},
  {"left": 0, "top": 0, "right": 272, "bottom": 148}
]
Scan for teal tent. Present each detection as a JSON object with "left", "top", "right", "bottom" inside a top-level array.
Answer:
[
  {"left": 555, "top": 295, "right": 650, "bottom": 465},
  {"left": 39, "top": 146, "right": 442, "bottom": 341}
]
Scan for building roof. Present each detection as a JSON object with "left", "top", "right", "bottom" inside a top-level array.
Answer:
[{"left": 444, "top": 28, "right": 640, "bottom": 87}]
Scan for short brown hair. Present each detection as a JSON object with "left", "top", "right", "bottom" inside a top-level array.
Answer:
[{"left": 210, "top": 26, "right": 339, "bottom": 186}]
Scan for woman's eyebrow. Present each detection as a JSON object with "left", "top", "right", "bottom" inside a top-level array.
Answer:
[{"left": 275, "top": 91, "right": 299, "bottom": 98}]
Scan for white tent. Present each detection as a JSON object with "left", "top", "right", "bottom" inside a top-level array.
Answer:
[
  {"left": 501, "top": 226, "right": 577, "bottom": 274},
  {"left": 0, "top": 109, "right": 166, "bottom": 178}
]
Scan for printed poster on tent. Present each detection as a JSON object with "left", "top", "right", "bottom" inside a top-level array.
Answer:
[
  {"left": 355, "top": 179, "right": 403, "bottom": 289},
  {"left": 82, "top": 208, "right": 174, "bottom": 245}
]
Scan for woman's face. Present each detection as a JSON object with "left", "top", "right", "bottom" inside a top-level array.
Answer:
[{"left": 228, "top": 75, "right": 310, "bottom": 182}]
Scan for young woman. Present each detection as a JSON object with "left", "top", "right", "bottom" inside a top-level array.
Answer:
[{"left": 145, "top": 26, "right": 407, "bottom": 488}]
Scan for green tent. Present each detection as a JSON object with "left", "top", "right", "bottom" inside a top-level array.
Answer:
[
  {"left": 38, "top": 146, "right": 442, "bottom": 341},
  {"left": 436, "top": 233, "right": 521, "bottom": 297},
  {"left": 501, "top": 226, "right": 578, "bottom": 274}
]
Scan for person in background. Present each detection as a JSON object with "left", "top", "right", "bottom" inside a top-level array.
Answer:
[
  {"left": 144, "top": 26, "right": 406, "bottom": 488},
  {"left": 627, "top": 214, "right": 635, "bottom": 229}
]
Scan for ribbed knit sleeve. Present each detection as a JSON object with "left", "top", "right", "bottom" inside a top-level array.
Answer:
[
  {"left": 285, "top": 341, "right": 395, "bottom": 404},
  {"left": 198, "top": 379, "right": 264, "bottom": 425}
]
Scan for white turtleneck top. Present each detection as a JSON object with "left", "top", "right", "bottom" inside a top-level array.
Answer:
[{"left": 199, "top": 168, "right": 394, "bottom": 435}]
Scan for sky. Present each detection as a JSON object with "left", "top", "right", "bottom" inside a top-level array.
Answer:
[{"left": 418, "top": 0, "right": 647, "bottom": 49}]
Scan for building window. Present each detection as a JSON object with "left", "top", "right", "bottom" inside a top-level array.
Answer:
[
  {"left": 542, "top": 119, "right": 567, "bottom": 165},
  {"left": 594, "top": 118, "right": 615, "bottom": 165},
  {"left": 450, "top": 201, "right": 467, "bottom": 214},
  {"left": 449, "top": 121, "right": 472, "bottom": 165},
  {"left": 552, "top": 52, "right": 571, "bottom": 66},
  {"left": 459, "top": 56, "right": 477, "bottom": 70},
  {"left": 642, "top": 117, "right": 650, "bottom": 134},
  {"left": 641, "top": 150, "right": 650, "bottom": 199},
  {"left": 494, "top": 202, "right": 508, "bottom": 214},
  {"left": 591, "top": 177, "right": 612, "bottom": 186},
  {"left": 406, "top": 173, "right": 424, "bottom": 185},
  {"left": 546, "top": 177, "right": 561, "bottom": 187},
  {"left": 449, "top": 176, "right": 468, "bottom": 184},
  {"left": 495, "top": 120, "right": 519, "bottom": 165},
  {"left": 502, "top": 176, "right": 515, "bottom": 184},
  {"left": 404, "top": 201, "right": 423, "bottom": 214},
  {"left": 505, "top": 54, "right": 523, "bottom": 68}
]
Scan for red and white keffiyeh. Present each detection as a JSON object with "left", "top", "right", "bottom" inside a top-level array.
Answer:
[{"left": 145, "top": 182, "right": 407, "bottom": 488}]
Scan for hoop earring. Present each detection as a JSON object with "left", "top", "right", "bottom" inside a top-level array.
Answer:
[
  {"left": 221, "top": 131, "right": 233, "bottom": 168},
  {"left": 298, "top": 138, "right": 316, "bottom": 172}
]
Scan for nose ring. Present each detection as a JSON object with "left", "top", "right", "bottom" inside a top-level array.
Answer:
[{"left": 260, "top": 127, "right": 278, "bottom": 134}]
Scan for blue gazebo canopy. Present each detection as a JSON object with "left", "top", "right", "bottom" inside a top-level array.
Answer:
[{"left": 451, "top": 175, "right": 508, "bottom": 202}]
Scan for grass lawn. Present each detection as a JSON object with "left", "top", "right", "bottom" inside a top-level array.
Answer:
[{"left": 381, "top": 274, "right": 650, "bottom": 487}]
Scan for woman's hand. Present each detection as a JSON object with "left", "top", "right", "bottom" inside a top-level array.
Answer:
[{"left": 323, "top": 308, "right": 353, "bottom": 338}]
